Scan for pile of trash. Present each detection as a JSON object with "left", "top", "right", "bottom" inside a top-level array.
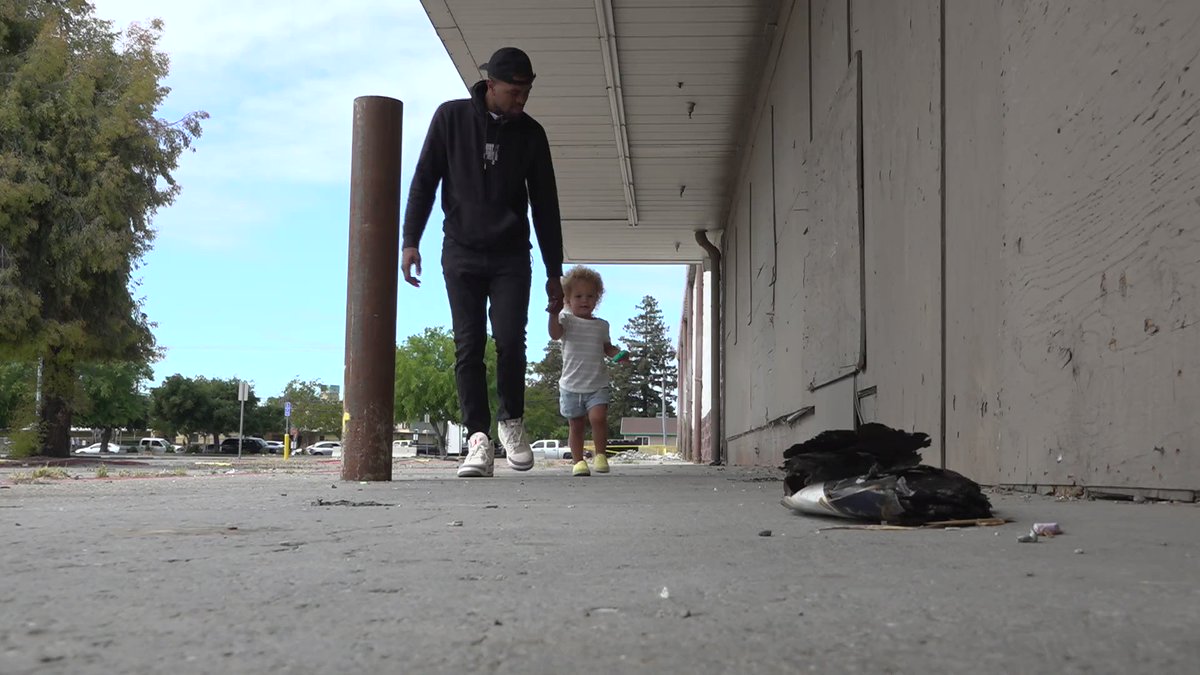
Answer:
[{"left": 780, "top": 423, "right": 993, "bottom": 525}]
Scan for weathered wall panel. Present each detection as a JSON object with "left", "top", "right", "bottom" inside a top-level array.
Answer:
[
  {"left": 750, "top": 107, "right": 777, "bottom": 425},
  {"left": 723, "top": 188, "right": 752, "bottom": 438},
  {"left": 713, "top": 0, "right": 1199, "bottom": 488},
  {"left": 851, "top": 0, "right": 943, "bottom": 461},
  {"left": 770, "top": 1, "right": 814, "bottom": 421},
  {"left": 726, "top": 373, "right": 855, "bottom": 467},
  {"left": 810, "top": 0, "right": 849, "bottom": 135},
  {"left": 772, "top": 1, "right": 810, "bottom": 223},
  {"left": 944, "top": 0, "right": 1004, "bottom": 481},
  {"left": 804, "top": 51, "right": 862, "bottom": 390},
  {"left": 987, "top": 0, "right": 1200, "bottom": 488}
]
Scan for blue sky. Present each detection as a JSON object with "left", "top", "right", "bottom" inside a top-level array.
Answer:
[{"left": 90, "top": 0, "right": 685, "bottom": 400}]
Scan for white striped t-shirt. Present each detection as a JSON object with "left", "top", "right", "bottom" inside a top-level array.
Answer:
[{"left": 557, "top": 312, "right": 611, "bottom": 393}]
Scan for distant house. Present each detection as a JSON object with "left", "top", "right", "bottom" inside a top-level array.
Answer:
[{"left": 619, "top": 417, "right": 678, "bottom": 446}]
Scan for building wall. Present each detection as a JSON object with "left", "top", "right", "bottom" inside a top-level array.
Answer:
[
  {"left": 943, "top": 0, "right": 1200, "bottom": 491},
  {"left": 706, "top": 0, "right": 1200, "bottom": 491},
  {"left": 680, "top": 266, "right": 718, "bottom": 463}
]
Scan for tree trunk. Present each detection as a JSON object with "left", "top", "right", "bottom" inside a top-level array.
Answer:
[
  {"left": 100, "top": 427, "right": 113, "bottom": 454},
  {"left": 433, "top": 421, "right": 447, "bottom": 457},
  {"left": 37, "top": 353, "right": 75, "bottom": 458}
]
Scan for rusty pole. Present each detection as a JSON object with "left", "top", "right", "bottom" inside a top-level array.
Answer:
[{"left": 342, "top": 96, "right": 402, "bottom": 481}]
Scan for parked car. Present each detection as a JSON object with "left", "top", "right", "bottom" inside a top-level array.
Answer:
[
  {"left": 531, "top": 439, "right": 571, "bottom": 460},
  {"left": 74, "top": 442, "right": 125, "bottom": 455},
  {"left": 304, "top": 441, "right": 342, "bottom": 457},
  {"left": 264, "top": 440, "right": 285, "bottom": 454},
  {"left": 218, "top": 437, "right": 268, "bottom": 454},
  {"left": 392, "top": 440, "right": 416, "bottom": 458},
  {"left": 138, "top": 437, "right": 176, "bottom": 453}
]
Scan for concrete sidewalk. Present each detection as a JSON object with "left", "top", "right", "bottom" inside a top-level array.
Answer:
[{"left": 1, "top": 458, "right": 1197, "bottom": 674}]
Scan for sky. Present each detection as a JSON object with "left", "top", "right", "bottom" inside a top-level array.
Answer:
[{"left": 88, "top": 0, "right": 685, "bottom": 400}]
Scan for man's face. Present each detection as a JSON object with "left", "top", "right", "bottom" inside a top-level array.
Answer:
[{"left": 488, "top": 78, "right": 533, "bottom": 118}]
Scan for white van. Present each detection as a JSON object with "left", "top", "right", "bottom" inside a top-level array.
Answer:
[{"left": 138, "top": 437, "right": 175, "bottom": 453}]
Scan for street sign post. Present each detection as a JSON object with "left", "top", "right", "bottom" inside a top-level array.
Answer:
[
  {"left": 237, "top": 381, "right": 249, "bottom": 458},
  {"left": 282, "top": 401, "right": 292, "bottom": 459}
]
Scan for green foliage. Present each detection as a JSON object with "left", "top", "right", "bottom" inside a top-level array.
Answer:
[
  {"left": 394, "top": 327, "right": 497, "bottom": 449},
  {"left": 0, "top": 1, "right": 206, "bottom": 456},
  {"left": 148, "top": 374, "right": 206, "bottom": 440},
  {"left": 522, "top": 386, "right": 563, "bottom": 442},
  {"left": 6, "top": 428, "right": 38, "bottom": 458},
  {"left": 147, "top": 374, "right": 331, "bottom": 446},
  {"left": 204, "top": 377, "right": 252, "bottom": 441},
  {"left": 245, "top": 400, "right": 284, "bottom": 437},
  {"left": 0, "top": 360, "right": 35, "bottom": 429},
  {"left": 75, "top": 361, "right": 151, "bottom": 434},
  {"left": 280, "top": 378, "right": 342, "bottom": 437},
  {"left": 525, "top": 341, "right": 564, "bottom": 441}
]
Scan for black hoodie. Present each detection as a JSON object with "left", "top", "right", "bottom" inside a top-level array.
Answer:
[{"left": 402, "top": 80, "right": 563, "bottom": 279}]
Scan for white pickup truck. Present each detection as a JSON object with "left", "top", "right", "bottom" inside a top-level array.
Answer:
[{"left": 531, "top": 439, "right": 571, "bottom": 460}]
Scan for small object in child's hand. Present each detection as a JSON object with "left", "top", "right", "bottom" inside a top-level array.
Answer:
[{"left": 611, "top": 349, "right": 628, "bottom": 363}]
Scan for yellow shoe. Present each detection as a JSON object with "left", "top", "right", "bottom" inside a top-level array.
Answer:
[
  {"left": 572, "top": 460, "right": 591, "bottom": 477},
  {"left": 593, "top": 453, "right": 609, "bottom": 474}
]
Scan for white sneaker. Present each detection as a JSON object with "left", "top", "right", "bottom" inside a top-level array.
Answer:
[
  {"left": 497, "top": 418, "right": 534, "bottom": 471},
  {"left": 457, "top": 432, "right": 494, "bottom": 478}
]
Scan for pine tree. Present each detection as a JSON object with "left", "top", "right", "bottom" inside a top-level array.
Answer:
[{"left": 617, "top": 296, "right": 678, "bottom": 422}]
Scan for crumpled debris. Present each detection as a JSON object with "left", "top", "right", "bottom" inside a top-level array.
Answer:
[
  {"left": 780, "top": 423, "right": 992, "bottom": 525},
  {"left": 1032, "top": 522, "right": 1063, "bottom": 536},
  {"left": 311, "top": 498, "right": 392, "bottom": 507}
]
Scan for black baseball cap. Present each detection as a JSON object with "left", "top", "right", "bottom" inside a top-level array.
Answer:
[{"left": 481, "top": 47, "right": 535, "bottom": 84}]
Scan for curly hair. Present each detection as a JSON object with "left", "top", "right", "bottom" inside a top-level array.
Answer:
[{"left": 561, "top": 265, "right": 604, "bottom": 300}]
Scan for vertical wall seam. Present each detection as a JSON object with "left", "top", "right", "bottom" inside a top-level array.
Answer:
[
  {"left": 808, "top": 0, "right": 814, "bottom": 142},
  {"left": 939, "top": 0, "right": 948, "bottom": 469}
]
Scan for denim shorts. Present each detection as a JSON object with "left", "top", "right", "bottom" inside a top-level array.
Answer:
[{"left": 559, "top": 386, "right": 611, "bottom": 418}]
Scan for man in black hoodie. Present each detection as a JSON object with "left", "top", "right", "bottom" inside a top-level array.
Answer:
[{"left": 401, "top": 47, "right": 564, "bottom": 478}]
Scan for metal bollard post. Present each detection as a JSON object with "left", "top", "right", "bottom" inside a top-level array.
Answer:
[{"left": 342, "top": 96, "right": 402, "bottom": 482}]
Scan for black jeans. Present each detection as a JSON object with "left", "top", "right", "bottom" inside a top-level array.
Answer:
[{"left": 442, "top": 243, "right": 531, "bottom": 437}]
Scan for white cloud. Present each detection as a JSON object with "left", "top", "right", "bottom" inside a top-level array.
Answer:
[
  {"left": 89, "top": 0, "right": 468, "bottom": 256},
  {"left": 92, "top": 0, "right": 466, "bottom": 187}
]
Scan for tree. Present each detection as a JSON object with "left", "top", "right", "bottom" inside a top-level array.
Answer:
[
  {"left": 75, "top": 361, "right": 151, "bottom": 452},
  {"left": 394, "top": 327, "right": 497, "bottom": 453},
  {"left": 0, "top": 2, "right": 206, "bottom": 456},
  {"left": 281, "top": 378, "right": 342, "bottom": 445},
  {"left": 606, "top": 357, "right": 635, "bottom": 439},
  {"left": 617, "top": 296, "right": 678, "bottom": 420},
  {"left": 204, "top": 377, "right": 255, "bottom": 446},
  {"left": 527, "top": 340, "right": 562, "bottom": 393},
  {"left": 148, "top": 374, "right": 208, "bottom": 442},
  {"left": 245, "top": 400, "right": 284, "bottom": 438},
  {"left": 524, "top": 342, "right": 564, "bottom": 441}
]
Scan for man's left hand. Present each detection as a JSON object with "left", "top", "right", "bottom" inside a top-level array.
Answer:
[{"left": 546, "top": 277, "right": 564, "bottom": 313}]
